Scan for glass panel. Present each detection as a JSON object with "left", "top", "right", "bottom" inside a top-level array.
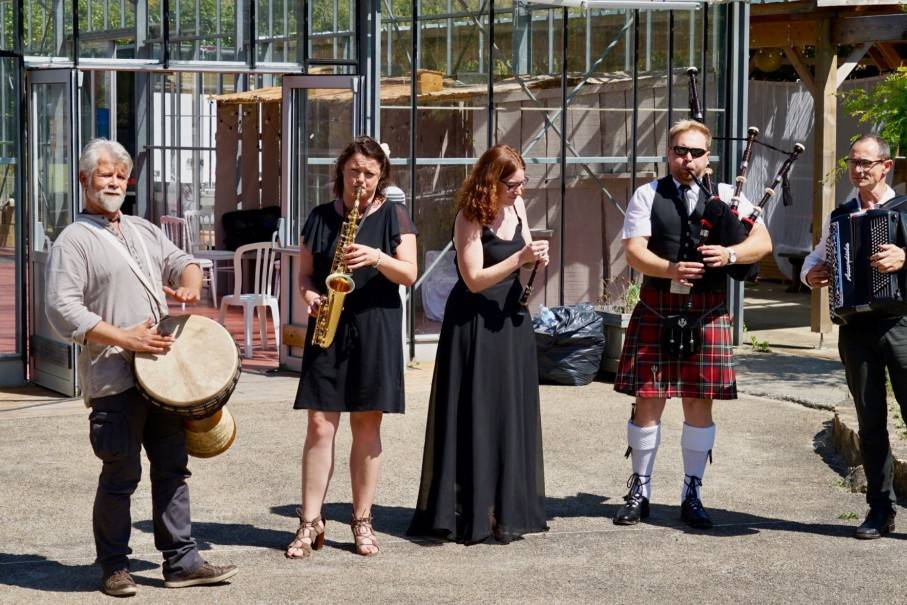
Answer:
[
  {"left": 0, "top": 0, "right": 16, "bottom": 51},
  {"left": 256, "top": 0, "right": 302, "bottom": 64},
  {"left": 78, "top": 0, "right": 138, "bottom": 58},
  {"left": 33, "top": 81, "right": 74, "bottom": 248},
  {"left": 165, "top": 0, "right": 241, "bottom": 62},
  {"left": 24, "top": 0, "right": 74, "bottom": 58},
  {"left": 309, "top": 0, "right": 355, "bottom": 64},
  {"left": 289, "top": 86, "right": 355, "bottom": 245},
  {"left": 0, "top": 57, "right": 19, "bottom": 355}
]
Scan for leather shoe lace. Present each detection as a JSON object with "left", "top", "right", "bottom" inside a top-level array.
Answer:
[
  {"left": 101, "top": 569, "right": 137, "bottom": 597},
  {"left": 163, "top": 562, "right": 238, "bottom": 589},
  {"left": 614, "top": 473, "right": 651, "bottom": 525},
  {"left": 680, "top": 476, "right": 713, "bottom": 529}
]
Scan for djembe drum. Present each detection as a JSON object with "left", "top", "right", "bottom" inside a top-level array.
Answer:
[{"left": 134, "top": 314, "right": 241, "bottom": 458}]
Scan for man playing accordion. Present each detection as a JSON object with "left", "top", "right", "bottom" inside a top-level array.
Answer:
[
  {"left": 802, "top": 134, "right": 906, "bottom": 540},
  {"left": 613, "top": 119, "right": 772, "bottom": 529}
]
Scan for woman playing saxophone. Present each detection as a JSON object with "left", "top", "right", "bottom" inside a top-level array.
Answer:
[{"left": 289, "top": 136, "right": 418, "bottom": 559}]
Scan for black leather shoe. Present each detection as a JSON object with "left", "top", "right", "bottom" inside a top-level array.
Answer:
[
  {"left": 614, "top": 473, "right": 651, "bottom": 525},
  {"left": 614, "top": 494, "right": 650, "bottom": 525},
  {"left": 854, "top": 508, "right": 895, "bottom": 540},
  {"left": 680, "top": 476, "right": 713, "bottom": 529}
]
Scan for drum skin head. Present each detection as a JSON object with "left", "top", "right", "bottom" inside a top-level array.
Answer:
[{"left": 134, "top": 315, "right": 240, "bottom": 409}]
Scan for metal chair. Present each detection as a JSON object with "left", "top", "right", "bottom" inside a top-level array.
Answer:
[
  {"left": 159, "top": 215, "right": 217, "bottom": 308},
  {"left": 218, "top": 241, "right": 281, "bottom": 359}
]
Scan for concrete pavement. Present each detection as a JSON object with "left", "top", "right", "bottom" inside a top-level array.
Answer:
[{"left": 1, "top": 351, "right": 904, "bottom": 605}]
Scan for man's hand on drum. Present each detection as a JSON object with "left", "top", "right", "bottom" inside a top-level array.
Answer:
[
  {"left": 303, "top": 291, "right": 324, "bottom": 317},
  {"left": 871, "top": 244, "right": 906, "bottom": 273},
  {"left": 669, "top": 260, "right": 704, "bottom": 287},
  {"left": 123, "top": 318, "right": 174, "bottom": 353},
  {"left": 805, "top": 264, "right": 830, "bottom": 289},
  {"left": 163, "top": 285, "right": 200, "bottom": 304}
]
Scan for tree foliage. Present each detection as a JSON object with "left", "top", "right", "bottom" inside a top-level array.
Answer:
[{"left": 842, "top": 66, "right": 907, "bottom": 157}]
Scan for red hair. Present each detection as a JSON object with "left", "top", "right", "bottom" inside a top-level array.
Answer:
[{"left": 456, "top": 145, "right": 526, "bottom": 225}]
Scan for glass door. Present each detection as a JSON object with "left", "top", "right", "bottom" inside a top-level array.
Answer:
[
  {"left": 279, "top": 75, "right": 361, "bottom": 368},
  {"left": 28, "top": 69, "right": 80, "bottom": 397},
  {"left": 0, "top": 55, "right": 25, "bottom": 386},
  {"left": 281, "top": 75, "right": 362, "bottom": 246}
]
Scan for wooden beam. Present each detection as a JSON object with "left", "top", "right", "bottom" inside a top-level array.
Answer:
[
  {"left": 867, "top": 46, "right": 891, "bottom": 71},
  {"left": 783, "top": 47, "right": 817, "bottom": 98},
  {"left": 877, "top": 42, "right": 904, "bottom": 69},
  {"left": 834, "top": 14, "right": 907, "bottom": 45},
  {"left": 751, "top": 20, "right": 816, "bottom": 49},
  {"left": 811, "top": 17, "right": 835, "bottom": 335},
  {"left": 836, "top": 43, "right": 870, "bottom": 89}
]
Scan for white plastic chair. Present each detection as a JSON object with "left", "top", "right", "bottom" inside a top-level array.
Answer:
[
  {"left": 160, "top": 215, "right": 217, "bottom": 308},
  {"left": 218, "top": 241, "right": 281, "bottom": 359}
]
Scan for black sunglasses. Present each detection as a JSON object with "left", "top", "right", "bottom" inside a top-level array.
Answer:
[{"left": 672, "top": 145, "right": 708, "bottom": 159}]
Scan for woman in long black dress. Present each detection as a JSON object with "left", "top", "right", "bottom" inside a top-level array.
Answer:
[
  {"left": 287, "top": 137, "right": 417, "bottom": 559},
  {"left": 408, "top": 144, "right": 549, "bottom": 544}
]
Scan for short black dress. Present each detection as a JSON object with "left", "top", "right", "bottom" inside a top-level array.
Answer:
[
  {"left": 293, "top": 200, "right": 416, "bottom": 414},
  {"left": 408, "top": 219, "right": 547, "bottom": 544}
]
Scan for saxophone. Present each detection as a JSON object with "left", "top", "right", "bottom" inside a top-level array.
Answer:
[{"left": 312, "top": 186, "right": 363, "bottom": 348}]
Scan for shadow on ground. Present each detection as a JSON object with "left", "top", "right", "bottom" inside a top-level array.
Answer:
[{"left": 0, "top": 554, "right": 157, "bottom": 593}]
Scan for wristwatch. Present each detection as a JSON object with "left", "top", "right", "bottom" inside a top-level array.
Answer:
[{"left": 726, "top": 247, "right": 737, "bottom": 265}]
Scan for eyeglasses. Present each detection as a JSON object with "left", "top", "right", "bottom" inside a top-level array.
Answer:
[
  {"left": 500, "top": 178, "right": 530, "bottom": 191},
  {"left": 672, "top": 145, "right": 708, "bottom": 159},
  {"left": 846, "top": 158, "right": 886, "bottom": 171}
]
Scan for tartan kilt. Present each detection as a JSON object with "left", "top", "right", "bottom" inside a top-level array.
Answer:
[{"left": 613, "top": 286, "right": 737, "bottom": 400}]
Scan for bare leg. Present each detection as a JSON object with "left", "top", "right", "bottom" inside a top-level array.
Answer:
[
  {"left": 301, "top": 411, "right": 340, "bottom": 521},
  {"left": 349, "top": 411, "right": 383, "bottom": 555},
  {"left": 633, "top": 397, "right": 667, "bottom": 426}
]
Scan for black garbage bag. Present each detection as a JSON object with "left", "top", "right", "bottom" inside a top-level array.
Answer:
[{"left": 533, "top": 303, "right": 606, "bottom": 386}]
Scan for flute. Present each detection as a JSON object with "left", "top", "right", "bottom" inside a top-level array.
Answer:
[
  {"left": 519, "top": 261, "right": 540, "bottom": 306},
  {"left": 742, "top": 143, "right": 806, "bottom": 230},
  {"left": 730, "top": 126, "right": 760, "bottom": 213}
]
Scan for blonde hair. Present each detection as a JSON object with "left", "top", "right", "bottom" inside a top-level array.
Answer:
[{"left": 669, "top": 119, "right": 712, "bottom": 149}]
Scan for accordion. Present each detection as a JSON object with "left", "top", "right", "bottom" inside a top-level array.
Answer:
[{"left": 827, "top": 195, "right": 907, "bottom": 323}]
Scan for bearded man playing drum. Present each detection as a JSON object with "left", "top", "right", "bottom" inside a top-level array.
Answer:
[{"left": 45, "top": 139, "right": 237, "bottom": 597}]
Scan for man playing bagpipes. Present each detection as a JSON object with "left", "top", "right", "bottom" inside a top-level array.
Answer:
[{"left": 612, "top": 119, "right": 773, "bottom": 529}]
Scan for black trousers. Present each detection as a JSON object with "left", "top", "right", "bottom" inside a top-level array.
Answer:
[
  {"left": 88, "top": 388, "right": 203, "bottom": 576},
  {"left": 839, "top": 315, "right": 907, "bottom": 510}
]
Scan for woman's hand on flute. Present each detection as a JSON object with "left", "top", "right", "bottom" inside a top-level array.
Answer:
[{"left": 520, "top": 240, "right": 549, "bottom": 267}]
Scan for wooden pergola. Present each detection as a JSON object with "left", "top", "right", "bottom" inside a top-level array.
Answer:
[{"left": 750, "top": 0, "right": 907, "bottom": 334}]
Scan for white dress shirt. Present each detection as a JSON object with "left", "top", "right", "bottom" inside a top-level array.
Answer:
[
  {"left": 800, "top": 185, "right": 897, "bottom": 287},
  {"left": 622, "top": 177, "right": 760, "bottom": 240}
]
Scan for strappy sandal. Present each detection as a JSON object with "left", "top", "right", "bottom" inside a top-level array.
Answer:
[
  {"left": 351, "top": 515, "right": 380, "bottom": 556},
  {"left": 285, "top": 507, "right": 325, "bottom": 559}
]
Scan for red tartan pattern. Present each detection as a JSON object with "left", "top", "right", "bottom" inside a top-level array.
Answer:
[{"left": 613, "top": 286, "right": 737, "bottom": 400}]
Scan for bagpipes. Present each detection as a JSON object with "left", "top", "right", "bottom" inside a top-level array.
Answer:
[{"left": 684, "top": 66, "right": 805, "bottom": 280}]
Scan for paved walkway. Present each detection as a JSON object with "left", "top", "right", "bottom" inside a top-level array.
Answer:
[{"left": 2, "top": 283, "right": 902, "bottom": 604}]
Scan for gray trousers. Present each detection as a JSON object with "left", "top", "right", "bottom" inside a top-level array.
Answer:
[
  {"left": 839, "top": 315, "right": 907, "bottom": 510},
  {"left": 89, "top": 388, "right": 203, "bottom": 576}
]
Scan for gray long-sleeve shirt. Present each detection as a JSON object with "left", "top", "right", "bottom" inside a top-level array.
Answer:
[{"left": 45, "top": 212, "right": 196, "bottom": 403}]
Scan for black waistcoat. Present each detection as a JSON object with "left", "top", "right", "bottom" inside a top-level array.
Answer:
[{"left": 642, "top": 176, "right": 728, "bottom": 292}]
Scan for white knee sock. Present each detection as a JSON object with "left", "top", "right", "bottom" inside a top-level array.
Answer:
[
  {"left": 627, "top": 422, "right": 661, "bottom": 500},
  {"left": 680, "top": 423, "right": 715, "bottom": 501}
]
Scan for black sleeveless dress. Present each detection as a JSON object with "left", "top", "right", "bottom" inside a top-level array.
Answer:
[
  {"left": 293, "top": 200, "right": 416, "bottom": 414},
  {"left": 408, "top": 220, "right": 547, "bottom": 544}
]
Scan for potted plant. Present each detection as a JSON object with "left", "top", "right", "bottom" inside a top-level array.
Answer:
[{"left": 594, "top": 277, "right": 641, "bottom": 375}]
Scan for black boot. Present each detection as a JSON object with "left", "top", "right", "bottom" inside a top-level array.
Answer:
[
  {"left": 680, "top": 475, "right": 712, "bottom": 529},
  {"left": 854, "top": 507, "right": 895, "bottom": 540},
  {"left": 614, "top": 473, "right": 650, "bottom": 525}
]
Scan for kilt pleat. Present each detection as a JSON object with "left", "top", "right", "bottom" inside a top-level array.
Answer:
[{"left": 613, "top": 286, "right": 737, "bottom": 400}]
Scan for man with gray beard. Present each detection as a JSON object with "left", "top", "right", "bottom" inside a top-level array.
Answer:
[{"left": 45, "top": 139, "right": 237, "bottom": 596}]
